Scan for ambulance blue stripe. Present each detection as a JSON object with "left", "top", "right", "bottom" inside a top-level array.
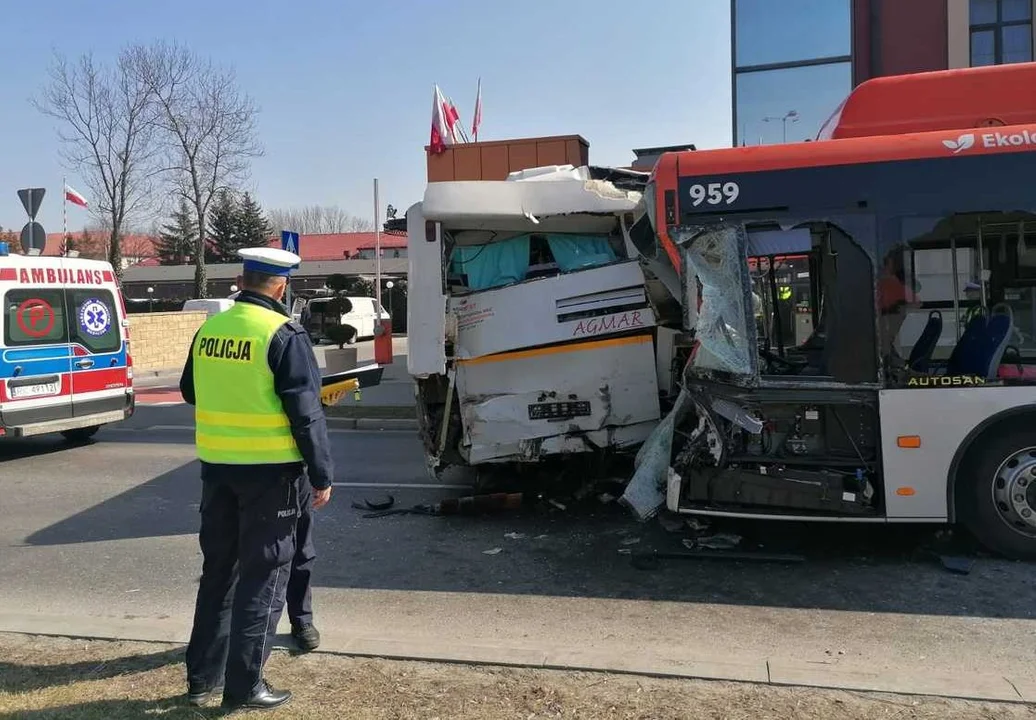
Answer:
[
  {"left": 3, "top": 347, "right": 72, "bottom": 361},
  {"left": 0, "top": 342, "right": 127, "bottom": 378},
  {"left": 0, "top": 357, "right": 71, "bottom": 377}
]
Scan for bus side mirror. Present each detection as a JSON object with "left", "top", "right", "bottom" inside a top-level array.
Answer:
[{"left": 425, "top": 221, "right": 437, "bottom": 243}]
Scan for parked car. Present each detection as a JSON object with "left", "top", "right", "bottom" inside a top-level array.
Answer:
[{"left": 304, "top": 296, "right": 390, "bottom": 344}]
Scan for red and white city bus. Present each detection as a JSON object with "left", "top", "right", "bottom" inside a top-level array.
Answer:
[{"left": 633, "top": 62, "right": 1036, "bottom": 559}]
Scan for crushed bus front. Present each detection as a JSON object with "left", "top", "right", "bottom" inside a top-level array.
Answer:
[{"left": 406, "top": 165, "right": 684, "bottom": 474}]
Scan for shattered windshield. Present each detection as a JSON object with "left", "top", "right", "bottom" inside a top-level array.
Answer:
[{"left": 678, "top": 224, "right": 755, "bottom": 377}]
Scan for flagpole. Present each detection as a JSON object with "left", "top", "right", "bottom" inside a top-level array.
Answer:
[
  {"left": 62, "top": 176, "right": 67, "bottom": 255},
  {"left": 374, "top": 178, "right": 382, "bottom": 313}
]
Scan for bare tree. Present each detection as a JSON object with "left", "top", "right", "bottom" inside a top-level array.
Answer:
[
  {"left": 132, "top": 42, "right": 261, "bottom": 298},
  {"left": 268, "top": 204, "right": 373, "bottom": 234},
  {"left": 34, "top": 50, "right": 159, "bottom": 278}
]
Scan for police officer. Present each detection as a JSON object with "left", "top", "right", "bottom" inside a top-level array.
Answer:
[
  {"left": 180, "top": 247, "right": 333, "bottom": 712},
  {"left": 286, "top": 480, "right": 320, "bottom": 652}
]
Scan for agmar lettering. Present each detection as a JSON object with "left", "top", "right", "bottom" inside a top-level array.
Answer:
[
  {"left": 198, "top": 336, "right": 253, "bottom": 362},
  {"left": 572, "top": 311, "right": 644, "bottom": 337}
]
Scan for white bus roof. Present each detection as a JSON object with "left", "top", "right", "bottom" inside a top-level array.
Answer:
[{"left": 421, "top": 164, "right": 647, "bottom": 228}]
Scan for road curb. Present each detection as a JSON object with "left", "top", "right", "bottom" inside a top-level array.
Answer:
[
  {"left": 326, "top": 417, "right": 418, "bottom": 431},
  {"left": 0, "top": 613, "right": 1031, "bottom": 704}
]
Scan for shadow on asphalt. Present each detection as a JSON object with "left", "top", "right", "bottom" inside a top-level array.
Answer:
[{"left": 12, "top": 427, "right": 1036, "bottom": 622}]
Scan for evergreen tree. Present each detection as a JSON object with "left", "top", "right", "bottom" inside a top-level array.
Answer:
[
  {"left": 207, "top": 190, "right": 239, "bottom": 263},
  {"left": 235, "top": 192, "right": 272, "bottom": 248},
  {"left": 156, "top": 200, "right": 198, "bottom": 265}
]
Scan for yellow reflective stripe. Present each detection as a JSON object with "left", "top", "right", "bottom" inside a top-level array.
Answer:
[
  {"left": 196, "top": 423, "right": 294, "bottom": 440},
  {"left": 196, "top": 434, "right": 300, "bottom": 452},
  {"left": 196, "top": 409, "right": 291, "bottom": 429}
]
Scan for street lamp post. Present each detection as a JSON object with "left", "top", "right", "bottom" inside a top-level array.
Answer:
[
  {"left": 146, "top": 286, "right": 154, "bottom": 313},
  {"left": 762, "top": 110, "right": 799, "bottom": 143}
]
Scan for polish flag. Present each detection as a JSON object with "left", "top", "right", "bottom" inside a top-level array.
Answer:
[
  {"left": 430, "top": 84, "right": 460, "bottom": 154},
  {"left": 472, "top": 78, "right": 482, "bottom": 141},
  {"left": 65, "top": 185, "right": 88, "bottom": 208}
]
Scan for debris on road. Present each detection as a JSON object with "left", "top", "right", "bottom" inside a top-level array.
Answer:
[
  {"left": 657, "top": 512, "right": 685, "bottom": 533},
  {"left": 631, "top": 548, "right": 806, "bottom": 569},
  {"left": 694, "top": 533, "right": 743, "bottom": 551},
  {"left": 504, "top": 532, "right": 526, "bottom": 540},
  {"left": 351, "top": 492, "right": 524, "bottom": 519},
  {"left": 938, "top": 555, "right": 974, "bottom": 575},
  {"left": 482, "top": 548, "right": 503, "bottom": 556},
  {"left": 620, "top": 537, "right": 642, "bottom": 547}
]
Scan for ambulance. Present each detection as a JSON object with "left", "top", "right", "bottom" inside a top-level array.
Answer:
[{"left": 0, "top": 244, "right": 134, "bottom": 442}]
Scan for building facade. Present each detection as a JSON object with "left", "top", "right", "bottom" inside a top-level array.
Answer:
[{"left": 732, "top": 0, "right": 1035, "bottom": 145}]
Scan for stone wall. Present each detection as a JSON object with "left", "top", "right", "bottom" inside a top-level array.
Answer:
[{"left": 129, "top": 311, "right": 207, "bottom": 373}]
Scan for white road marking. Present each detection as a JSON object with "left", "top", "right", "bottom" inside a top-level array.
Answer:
[{"left": 106, "top": 425, "right": 414, "bottom": 434}]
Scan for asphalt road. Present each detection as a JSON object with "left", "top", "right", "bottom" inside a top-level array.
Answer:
[{"left": 3, "top": 404, "right": 1036, "bottom": 699}]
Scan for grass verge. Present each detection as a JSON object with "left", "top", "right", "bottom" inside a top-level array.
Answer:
[{"left": 1, "top": 633, "right": 1033, "bottom": 719}]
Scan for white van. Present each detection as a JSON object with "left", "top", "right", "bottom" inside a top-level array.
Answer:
[
  {"left": 0, "top": 247, "right": 134, "bottom": 441},
  {"left": 182, "top": 298, "right": 235, "bottom": 317},
  {"left": 304, "top": 296, "right": 390, "bottom": 344}
]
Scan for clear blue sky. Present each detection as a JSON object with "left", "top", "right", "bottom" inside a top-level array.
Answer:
[{"left": 0, "top": 0, "right": 732, "bottom": 236}]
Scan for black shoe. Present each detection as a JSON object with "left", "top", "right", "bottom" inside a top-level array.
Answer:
[
  {"left": 221, "top": 679, "right": 292, "bottom": 712},
  {"left": 291, "top": 623, "right": 320, "bottom": 652},
  {"left": 186, "top": 683, "right": 223, "bottom": 706}
]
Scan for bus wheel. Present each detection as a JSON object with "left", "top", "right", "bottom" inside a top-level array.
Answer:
[
  {"left": 960, "top": 427, "right": 1036, "bottom": 560},
  {"left": 61, "top": 426, "right": 100, "bottom": 443}
]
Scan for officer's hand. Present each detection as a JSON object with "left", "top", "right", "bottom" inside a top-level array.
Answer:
[{"left": 313, "top": 486, "right": 332, "bottom": 510}]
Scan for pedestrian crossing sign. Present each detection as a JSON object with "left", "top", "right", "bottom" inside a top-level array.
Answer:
[{"left": 280, "top": 230, "right": 300, "bottom": 255}]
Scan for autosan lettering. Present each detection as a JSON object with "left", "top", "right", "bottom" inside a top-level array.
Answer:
[
  {"left": 198, "top": 336, "right": 254, "bottom": 362},
  {"left": 906, "top": 375, "right": 986, "bottom": 388},
  {"left": 18, "top": 268, "right": 104, "bottom": 285},
  {"left": 572, "top": 310, "right": 644, "bottom": 337}
]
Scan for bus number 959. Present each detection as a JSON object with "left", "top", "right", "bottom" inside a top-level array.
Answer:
[{"left": 688, "top": 181, "right": 740, "bottom": 207}]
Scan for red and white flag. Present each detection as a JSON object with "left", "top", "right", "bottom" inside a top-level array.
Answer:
[
  {"left": 65, "top": 184, "right": 88, "bottom": 208},
  {"left": 472, "top": 78, "right": 482, "bottom": 141},
  {"left": 430, "top": 84, "right": 460, "bottom": 154}
]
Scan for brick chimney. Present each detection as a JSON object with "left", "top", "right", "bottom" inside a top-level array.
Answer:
[{"left": 426, "top": 135, "right": 590, "bottom": 182}]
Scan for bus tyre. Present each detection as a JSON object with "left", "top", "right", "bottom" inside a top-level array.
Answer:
[
  {"left": 61, "top": 426, "right": 100, "bottom": 443},
  {"left": 960, "top": 427, "right": 1036, "bottom": 560}
]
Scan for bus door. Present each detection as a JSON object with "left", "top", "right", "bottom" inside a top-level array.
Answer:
[
  {"left": 65, "top": 282, "right": 128, "bottom": 419},
  {"left": 1, "top": 281, "right": 74, "bottom": 427}
]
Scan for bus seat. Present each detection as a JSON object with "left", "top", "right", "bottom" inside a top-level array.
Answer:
[
  {"left": 907, "top": 310, "right": 942, "bottom": 373},
  {"left": 945, "top": 313, "right": 989, "bottom": 376},
  {"left": 981, "top": 313, "right": 1013, "bottom": 378}
]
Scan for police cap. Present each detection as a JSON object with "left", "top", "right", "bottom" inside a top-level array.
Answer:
[{"left": 238, "top": 247, "right": 301, "bottom": 277}]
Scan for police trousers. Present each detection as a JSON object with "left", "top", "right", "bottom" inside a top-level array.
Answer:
[
  {"left": 185, "top": 469, "right": 302, "bottom": 701},
  {"left": 286, "top": 478, "right": 315, "bottom": 627}
]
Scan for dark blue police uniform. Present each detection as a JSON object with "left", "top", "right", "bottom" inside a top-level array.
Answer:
[{"left": 180, "top": 290, "right": 333, "bottom": 707}]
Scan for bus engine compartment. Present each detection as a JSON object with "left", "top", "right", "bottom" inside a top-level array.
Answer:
[{"left": 669, "top": 386, "right": 881, "bottom": 518}]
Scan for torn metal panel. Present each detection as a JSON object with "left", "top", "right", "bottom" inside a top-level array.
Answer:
[
  {"left": 405, "top": 202, "right": 448, "bottom": 377},
  {"left": 454, "top": 334, "right": 661, "bottom": 465},
  {"left": 465, "top": 421, "right": 658, "bottom": 465},
  {"left": 620, "top": 386, "right": 693, "bottom": 521},
  {"left": 447, "top": 260, "right": 655, "bottom": 360}
]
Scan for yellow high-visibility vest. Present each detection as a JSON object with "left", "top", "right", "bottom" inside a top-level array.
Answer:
[{"left": 191, "top": 302, "right": 303, "bottom": 465}]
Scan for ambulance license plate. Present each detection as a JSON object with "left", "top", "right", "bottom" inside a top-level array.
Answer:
[{"left": 10, "top": 381, "right": 60, "bottom": 399}]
